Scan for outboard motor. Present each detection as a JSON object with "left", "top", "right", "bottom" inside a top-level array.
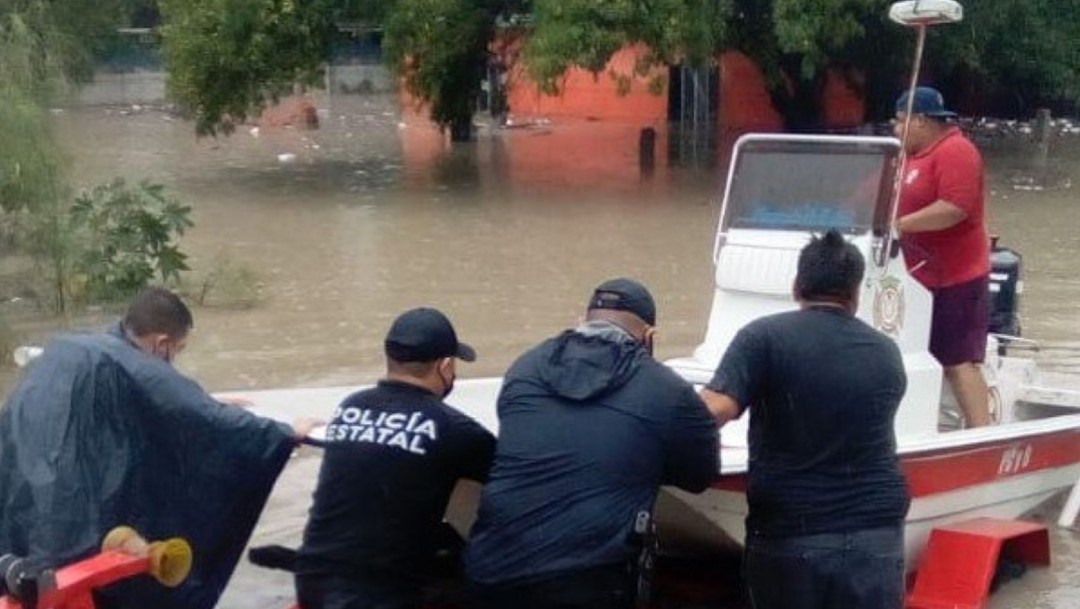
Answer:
[{"left": 989, "top": 236, "right": 1022, "bottom": 337}]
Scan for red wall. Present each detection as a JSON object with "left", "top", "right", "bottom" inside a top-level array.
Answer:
[
  {"left": 718, "top": 51, "right": 784, "bottom": 133},
  {"left": 505, "top": 44, "right": 669, "bottom": 125},
  {"left": 398, "top": 44, "right": 869, "bottom": 180},
  {"left": 401, "top": 43, "right": 866, "bottom": 135},
  {"left": 821, "top": 67, "right": 866, "bottom": 129}
]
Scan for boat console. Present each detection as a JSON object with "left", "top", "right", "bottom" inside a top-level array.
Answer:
[{"left": 667, "top": 134, "right": 947, "bottom": 439}]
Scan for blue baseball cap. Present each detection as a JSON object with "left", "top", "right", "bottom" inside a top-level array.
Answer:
[{"left": 895, "top": 86, "right": 957, "bottom": 118}]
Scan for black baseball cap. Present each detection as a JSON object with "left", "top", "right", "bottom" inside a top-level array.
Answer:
[
  {"left": 587, "top": 278, "right": 656, "bottom": 326},
  {"left": 384, "top": 307, "right": 476, "bottom": 363}
]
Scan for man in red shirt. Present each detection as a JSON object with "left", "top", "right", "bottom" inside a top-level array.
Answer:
[{"left": 894, "top": 86, "right": 991, "bottom": 427}]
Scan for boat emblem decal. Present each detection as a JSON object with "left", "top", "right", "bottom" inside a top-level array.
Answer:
[{"left": 873, "top": 276, "right": 905, "bottom": 335}]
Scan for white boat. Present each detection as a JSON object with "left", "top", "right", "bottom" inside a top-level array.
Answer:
[{"left": 237, "top": 134, "right": 1080, "bottom": 567}]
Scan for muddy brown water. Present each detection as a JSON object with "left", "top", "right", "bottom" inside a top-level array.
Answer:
[{"left": 2, "top": 89, "right": 1079, "bottom": 607}]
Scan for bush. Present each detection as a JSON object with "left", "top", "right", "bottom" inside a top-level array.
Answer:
[
  {"left": 31, "top": 179, "right": 193, "bottom": 310},
  {"left": 181, "top": 252, "right": 263, "bottom": 309},
  {"left": 70, "top": 179, "right": 193, "bottom": 302}
]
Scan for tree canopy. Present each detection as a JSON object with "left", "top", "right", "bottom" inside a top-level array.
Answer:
[
  {"left": 159, "top": 0, "right": 336, "bottom": 135},
  {"left": 521, "top": 0, "right": 1080, "bottom": 126},
  {"left": 1, "top": 0, "right": 131, "bottom": 215},
  {"left": 383, "top": 0, "right": 496, "bottom": 140},
  {"left": 72, "top": 1, "right": 1080, "bottom": 136},
  {"left": 930, "top": 0, "right": 1080, "bottom": 115},
  {"left": 2, "top": 1, "right": 195, "bottom": 311}
]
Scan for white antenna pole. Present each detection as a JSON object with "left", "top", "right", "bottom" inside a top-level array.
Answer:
[{"left": 878, "top": 0, "right": 964, "bottom": 267}]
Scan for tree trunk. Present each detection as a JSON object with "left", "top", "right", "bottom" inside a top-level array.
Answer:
[
  {"left": 770, "top": 75, "right": 826, "bottom": 133},
  {"left": 450, "top": 117, "right": 473, "bottom": 142}
]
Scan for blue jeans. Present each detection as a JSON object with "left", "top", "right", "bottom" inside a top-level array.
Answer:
[{"left": 744, "top": 526, "right": 905, "bottom": 609}]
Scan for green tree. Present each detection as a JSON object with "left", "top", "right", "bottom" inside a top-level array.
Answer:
[
  {"left": 384, "top": 0, "right": 494, "bottom": 141},
  {"left": 929, "top": 0, "right": 1080, "bottom": 115},
  {"left": 523, "top": 0, "right": 731, "bottom": 90},
  {"left": 161, "top": 0, "right": 524, "bottom": 140},
  {"left": 1, "top": 6, "right": 68, "bottom": 221},
  {"left": 520, "top": 0, "right": 907, "bottom": 130},
  {"left": 160, "top": 0, "right": 336, "bottom": 136},
  {"left": 158, "top": 0, "right": 1080, "bottom": 136},
  {"left": 523, "top": 0, "right": 1080, "bottom": 127},
  {"left": 1, "top": 0, "right": 136, "bottom": 218},
  {"left": 2, "top": 0, "right": 183, "bottom": 312}
]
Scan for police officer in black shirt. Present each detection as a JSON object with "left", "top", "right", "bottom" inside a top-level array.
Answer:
[
  {"left": 701, "top": 230, "right": 910, "bottom": 609},
  {"left": 295, "top": 307, "right": 496, "bottom": 609}
]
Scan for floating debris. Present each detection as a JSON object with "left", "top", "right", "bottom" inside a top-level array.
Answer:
[
  {"left": 1008, "top": 174, "right": 1072, "bottom": 192},
  {"left": 13, "top": 346, "right": 43, "bottom": 368},
  {"left": 277, "top": 153, "right": 297, "bottom": 164}
]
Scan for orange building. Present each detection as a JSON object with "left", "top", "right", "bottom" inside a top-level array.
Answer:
[{"left": 398, "top": 43, "right": 867, "bottom": 190}]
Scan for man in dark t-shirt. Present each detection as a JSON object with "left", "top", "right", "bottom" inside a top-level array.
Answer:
[
  {"left": 701, "top": 231, "right": 910, "bottom": 609},
  {"left": 295, "top": 308, "right": 496, "bottom": 609}
]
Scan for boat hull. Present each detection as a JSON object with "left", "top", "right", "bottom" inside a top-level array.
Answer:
[
  {"left": 654, "top": 421, "right": 1080, "bottom": 565},
  {"left": 238, "top": 381, "right": 1080, "bottom": 567}
]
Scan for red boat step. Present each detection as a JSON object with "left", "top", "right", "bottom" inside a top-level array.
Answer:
[{"left": 906, "top": 517, "right": 1050, "bottom": 609}]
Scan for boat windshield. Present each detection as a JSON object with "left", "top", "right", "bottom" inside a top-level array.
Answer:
[{"left": 721, "top": 138, "right": 900, "bottom": 236}]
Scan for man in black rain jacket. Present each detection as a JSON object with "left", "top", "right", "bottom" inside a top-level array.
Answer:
[{"left": 465, "top": 278, "right": 719, "bottom": 609}]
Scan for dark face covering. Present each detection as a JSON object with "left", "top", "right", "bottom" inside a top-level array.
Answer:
[
  {"left": 437, "top": 360, "right": 456, "bottom": 398},
  {"left": 148, "top": 333, "right": 187, "bottom": 365}
]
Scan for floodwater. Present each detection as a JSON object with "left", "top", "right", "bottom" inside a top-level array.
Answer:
[{"left": 3, "top": 81, "right": 1080, "bottom": 607}]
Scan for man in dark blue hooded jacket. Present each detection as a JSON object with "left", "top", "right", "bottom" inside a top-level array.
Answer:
[
  {"left": 465, "top": 278, "right": 719, "bottom": 609},
  {"left": 0, "top": 287, "right": 314, "bottom": 609}
]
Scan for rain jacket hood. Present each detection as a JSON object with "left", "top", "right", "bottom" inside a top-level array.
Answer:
[{"left": 537, "top": 322, "right": 647, "bottom": 402}]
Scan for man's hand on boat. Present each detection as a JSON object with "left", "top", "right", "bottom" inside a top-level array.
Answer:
[
  {"left": 699, "top": 388, "right": 742, "bottom": 427},
  {"left": 291, "top": 418, "right": 325, "bottom": 443},
  {"left": 218, "top": 395, "right": 256, "bottom": 408}
]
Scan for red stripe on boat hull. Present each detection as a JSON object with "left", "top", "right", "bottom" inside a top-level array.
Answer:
[{"left": 712, "top": 427, "right": 1080, "bottom": 498}]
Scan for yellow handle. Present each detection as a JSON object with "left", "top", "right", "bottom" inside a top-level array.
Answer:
[
  {"left": 101, "top": 526, "right": 147, "bottom": 555},
  {"left": 101, "top": 526, "right": 193, "bottom": 587},
  {"left": 148, "top": 539, "right": 193, "bottom": 587}
]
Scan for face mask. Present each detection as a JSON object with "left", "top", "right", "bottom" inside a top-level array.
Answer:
[
  {"left": 152, "top": 339, "right": 175, "bottom": 364},
  {"left": 437, "top": 361, "right": 456, "bottom": 398},
  {"left": 153, "top": 334, "right": 187, "bottom": 365}
]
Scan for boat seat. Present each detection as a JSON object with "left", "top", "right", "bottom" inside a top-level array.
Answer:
[{"left": 715, "top": 244, "right": 798, "bottom": 296}]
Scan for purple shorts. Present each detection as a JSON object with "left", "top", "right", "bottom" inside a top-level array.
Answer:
[{"left": 930, "top": 275, "right": 990, "bottom": 366}]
